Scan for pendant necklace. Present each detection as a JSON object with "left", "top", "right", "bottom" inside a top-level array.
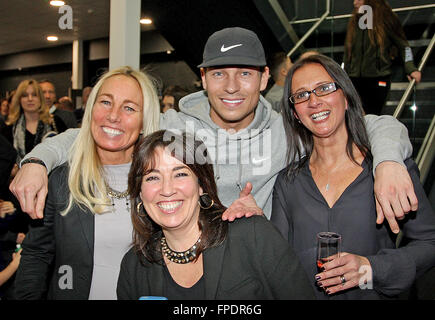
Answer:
[{"left": 325, "top": 178, "right": 331, "bottom": 192}]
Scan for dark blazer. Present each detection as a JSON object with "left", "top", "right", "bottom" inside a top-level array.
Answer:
[
  {"left": 117, "top": 215, "right": 315, "bottom": 300},
  {"left": 15, "top": 164, "right": 95, "bottom": 300}
]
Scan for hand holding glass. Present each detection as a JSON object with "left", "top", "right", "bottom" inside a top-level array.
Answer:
[{"left": 316, "top": 232, "right": 341, "bottom": 272}]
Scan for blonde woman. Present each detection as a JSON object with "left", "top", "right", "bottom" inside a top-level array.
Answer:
[
  {"left": 0, "top": 80, "right": 64, "bottom": 163},
  {"left": 15, "top": 66, "right": 160, "bottom": 300}
]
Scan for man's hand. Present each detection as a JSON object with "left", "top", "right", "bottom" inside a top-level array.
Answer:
[
  {"left": 9, "top": 163, "right": 48, "bottom": 219},
  {"left": 221, "top": 182, "right": 263, "bottom": 222},
  {"left": 374, "top": 161, "right": 418, "bottom": 234}
]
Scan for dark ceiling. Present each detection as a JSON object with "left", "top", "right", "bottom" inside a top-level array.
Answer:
[
  {"left": 0, "top": 0, "right": 434, "bottom": 73},
  {"left": 140, "top": 0, "right": 283, "bottom": 69}
]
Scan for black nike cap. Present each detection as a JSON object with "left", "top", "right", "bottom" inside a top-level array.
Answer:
[{"left": 197, "top": 27, "right": 266, "bottom": 68}]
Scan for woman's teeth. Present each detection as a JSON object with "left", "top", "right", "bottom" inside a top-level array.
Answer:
[
  {"left": 311, "top": 111, "right": 330, "bottom": 121},
  {"left": 102, "top": 127, "right": 122, "bottom": 136},
  {"left": 157, "top": 201, "right": 183, "bottom": 212}
]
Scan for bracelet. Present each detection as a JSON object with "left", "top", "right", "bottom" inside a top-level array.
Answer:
[{"left": 20, "top": 158, "right": 47, "bottom": 169}]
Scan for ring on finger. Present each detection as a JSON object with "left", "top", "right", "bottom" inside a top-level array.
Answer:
[{"left": 340, "top": 275, "right": 346, "bottom": 285}]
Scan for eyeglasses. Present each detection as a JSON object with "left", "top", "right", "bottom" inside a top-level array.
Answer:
[{"left": 289, "top": 82, "right": 339, "bottom": 104}]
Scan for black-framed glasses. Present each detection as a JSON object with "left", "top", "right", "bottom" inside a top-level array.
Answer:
[{"left": 289, "top": 82, "right": 339, "bottom": 104}]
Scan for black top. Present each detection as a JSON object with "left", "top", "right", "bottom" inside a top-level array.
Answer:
[
  {"left": 117, "top": 216, "right": 315, "bottom": 300},
  {"left": 271, "top": 158, "right": 435, "bottom": 299},
  {"left": 15, "top": 164, "right": 95, "bottom": 300},
  {"left": 24, "top": 129, "right": 36, "bottom": 155},
  {"left": 163, "top": 265, "right": 205, "bottom": 300}
]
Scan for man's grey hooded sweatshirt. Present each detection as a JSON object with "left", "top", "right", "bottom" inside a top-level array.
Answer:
[
  {"left": 25, "top": 91, "right": 412, "bottom": 219},
  {"left": 160, "top": 91, "right": 287, "bottom": 218}
]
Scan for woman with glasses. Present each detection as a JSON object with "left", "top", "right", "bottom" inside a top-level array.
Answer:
[{"left": 271, "top": 54, "right": 435, "bottom": 299}]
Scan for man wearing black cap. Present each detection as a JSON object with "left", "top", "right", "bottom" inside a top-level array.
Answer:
[{"left": 12, "top": 27, "right": 416, "bottom": 228}]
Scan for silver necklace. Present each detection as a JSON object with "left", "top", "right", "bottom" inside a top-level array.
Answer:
[{"left": 105, "top": 183, "right": 130, "bottom": 212}]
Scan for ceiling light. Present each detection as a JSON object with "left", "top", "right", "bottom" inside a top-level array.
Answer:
[
  {"left": 140, "top": 18, "right": 152, "bottom": 25},
  {"left": 50, "top": 1, "right": 65, "bottom": 6},
  {"left": 47, "top": 36, "right": 59, "bottom": 41}
]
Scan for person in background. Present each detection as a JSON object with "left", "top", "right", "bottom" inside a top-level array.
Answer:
[
  {"left": 0, "top": 249, "right": 21, "bottom": 289},
  {"left": 117, "top": 130, "right": 314, "bottom": 300},
  {"left": 344, "top": 0, "right": 421, "bottom": 115},
  {"left": 0, "top": 134, "right": 26, "bottom": 300},
  {"left": 161, "top": 85, "right": 189, "bottom": 113},
  {"left": 0, "top": 99, "right": 9, "bottom": 123},
  {"left": 271, "top": 54, "right": 435, "bottom": 299},
  {"left": 57, "top": 96, "right": 75, "bottom": 113},
  {"left": 14, "top": 66, "right": 160, "bottom": 300},
  {"left": 297, "top": 49, "right": 322, "bottom": 61},
  {"left": 265, "top": 52, "right": 293, "bottom": 113},
  {"left": 39, "top": 80, "right": 77, "bottom": 130},
  {"left": 75, "top": 86, "right": 93, "bottom": 126},
  {"left": 0, "top": 79, "right": 62, "bottom": 164}
]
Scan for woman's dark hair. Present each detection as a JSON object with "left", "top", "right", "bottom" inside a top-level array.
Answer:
[
  {"left": 128, "top": 130, "right": 228, "bottom": 264},
  {"left": 281, "top": 54, "right": 372, "bottom": 177}
]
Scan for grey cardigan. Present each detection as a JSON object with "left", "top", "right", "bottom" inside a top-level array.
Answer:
[{"left": 117, "top": 216, "right": 315, "bottom": 300}]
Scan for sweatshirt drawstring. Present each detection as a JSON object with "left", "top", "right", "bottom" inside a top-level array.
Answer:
[{"left": 236, "top": 138, "right": 243, "bottom": 192}]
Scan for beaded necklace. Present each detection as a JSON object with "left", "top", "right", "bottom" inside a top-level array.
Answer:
[{"left": 161, "top": 236, "right": 201, "bottom": 264}]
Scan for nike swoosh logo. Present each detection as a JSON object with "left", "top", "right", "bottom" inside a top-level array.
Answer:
[
  {"left": 220, "top": 44, "right": 243, "bottom": 52},
  {"left": 252, "top": 157, "right": 269, "bottom": 165}
]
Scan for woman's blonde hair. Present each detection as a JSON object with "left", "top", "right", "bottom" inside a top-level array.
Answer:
[
  {"left": 6, "top": 79, "right": 51, "bottom": 126},
  {"left": 64, "top": 66, "right": 160, "bottom": 215}
]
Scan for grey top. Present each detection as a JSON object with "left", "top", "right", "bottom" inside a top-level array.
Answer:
[
  {"left": 264, "top": 83, "right": 284, "bottom": 113},
  {"left": 271, "top": 158, "right": 435, "bottom": 299},
  {"left": 88, "top": 163, "right": 133, "bottom": 300},
  {"left": 23, "top": 91, "right": 412, "bottom": 219}
]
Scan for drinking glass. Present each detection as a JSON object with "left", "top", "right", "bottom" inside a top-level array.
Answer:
[{"left": 316, "top": 232, "right": 341, "bottom": 272}]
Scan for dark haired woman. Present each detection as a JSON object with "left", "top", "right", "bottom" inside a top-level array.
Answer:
[
  {"left": 344, "top": 0, "right": 421, "bottom": 115},
  {"left": 271, "top": 54, "right": 435, "bottom": 299},
  {"left": 117, "top": 130, "right": 314, "bottom": 300}
]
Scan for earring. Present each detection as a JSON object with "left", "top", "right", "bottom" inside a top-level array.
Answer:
[
  {"left": 198, "top": 193, "right": 214, "bottom": 210},
  {"left": 136, "top": 201, "right": 143, "bottom": 213}
]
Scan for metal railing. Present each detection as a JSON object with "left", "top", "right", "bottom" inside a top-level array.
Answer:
[
  {"left": 416, "top": 114, "right": 435, "bottom": 184},
  {"left": 393, "top": 32, "right": 435, "bottom": 118},
  {"left": 283, "top": 2, "right": 435, "bottom": 60},
  {"left": 289, "top": 3, "right": 435, "bottom": 25},
  {"left": 285, "top": 0, "right": 330, "bottom": 58}
]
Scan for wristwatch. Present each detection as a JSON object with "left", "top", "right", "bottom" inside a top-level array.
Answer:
[{"left": 20, "top": 158, "right": 47, "bottom": 169}]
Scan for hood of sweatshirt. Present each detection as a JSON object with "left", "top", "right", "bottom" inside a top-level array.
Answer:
[
  {"left": 178, "top": 90, "right": 278, "bottom": 141},
  {"left": 176, "top": 90, "right": 282, "bottom": 203}
]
